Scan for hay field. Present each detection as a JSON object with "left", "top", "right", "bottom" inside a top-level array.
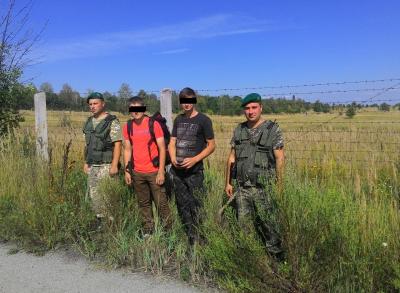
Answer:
[{"left": 20, "top": 108, "right": 400, "bottom": 179}]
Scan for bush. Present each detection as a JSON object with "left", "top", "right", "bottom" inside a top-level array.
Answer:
[{"left": 346, "top": 106, "right": 356, "bottom": 118}]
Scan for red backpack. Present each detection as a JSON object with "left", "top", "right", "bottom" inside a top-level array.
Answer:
[{"left": 126, "top": 112, "right": 171, "bottom": 168}]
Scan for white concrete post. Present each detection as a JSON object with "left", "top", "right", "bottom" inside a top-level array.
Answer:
[
  {"left": 160, "top": 88, "right": 173, "bottom": 130},
  {"left": 34, "top": 92, "right": 49, "bottom": 161}
]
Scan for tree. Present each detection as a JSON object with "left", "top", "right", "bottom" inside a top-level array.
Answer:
[
  {"left": 379, "top": 103, "right": 390, "bottom": 112},
  {"left": 1, "top": 0, "right": 41, "bottom": 135},
  {"left": 346, "top": 106, "right": 356, "bottom": 119},
  {"left": 313, "top": 100, "right": 323, "bottom": 113},
  {"left": 16, "top": 82, "right": 36, "bottom": 109},
  {"left": 117, "top": 83, "right": 132, "bottom": 113},
  {"left": 118, "top": 83, "right": 132, "bottom": 100},
  {"left": 59, "top": 83, "right": 81, "bottom": 110},
  {"left": 39, "top": 82, "right": 54, "bottom": 93}
]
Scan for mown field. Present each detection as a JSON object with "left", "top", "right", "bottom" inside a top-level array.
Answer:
[{"left": 1, "top": 109, "right": 400, "bottom": 292}]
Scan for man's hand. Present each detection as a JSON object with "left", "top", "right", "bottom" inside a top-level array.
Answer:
[
  {"left": 225, "top": 183, "right": 234, "bottom": 198},
  {"left": 171, "top": 158, "right": 182, "bottom": 169},
  {"left": 156, "top": 170, "right": 165, "bottom": 185},
  {"left": 124, "top": 171, "right": 132, "bottom": 185},
  {"left": 84, "top": 163, "right": 90, "bottom": 174},
  {"left": 109, "top": 165, "right": 119, "bottom": 176},
  {"left": 180, "top": 157, "right": 198, "bottom": 169}
]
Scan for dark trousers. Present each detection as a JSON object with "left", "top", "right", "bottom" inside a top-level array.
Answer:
[
  {"left": 170, "top": 167, "right": 205, "bottom": 245},
  {"left": 132, "top": 171, "right": 172, "bottom": 233}
]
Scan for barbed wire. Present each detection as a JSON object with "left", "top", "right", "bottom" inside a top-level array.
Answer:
[
  {"left": 285, "top": 140, "right": 400, "bottom": 144},
  {"left": 283, "top": 81, "right": 400, "bottom": 144},
  {"left": 282, "top": 121, "right": 400, "bottom": 124},
  {"left": 194, "top": 78, "right": 400, "bottom": 92},
  {"left": 220, "top": 120, "right": 400, "bottom": 125},
  {"left": 286, "top": 149, "right": 399, "bottom": 153},
  {"left": 320, "top": 98, "right": 400, "bottom": 105},
  {"left": 252, "top": 87, "right": 400, "bottom": 97},
  {"left": 283, "top": 130, "right": 400, "bottom": 133},
  {"left": 216, "top": 136, "right": 400, "bottom": 145},
  {"left": 73, "top": 77, "right": 400, "bottom": 97},
  {"left": 286, "top": 157, "right": 397, "bottom": 164}
]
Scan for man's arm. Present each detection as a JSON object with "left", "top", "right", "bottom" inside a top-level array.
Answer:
[
  {"left": 180, "top": 138, "right": 216, "bottom": 169},
  {"left": 224, "top": 148, "right": 236, "bottom": 198},
  {"left": 155, "top": 137, "right": 166, "bottom": 185},
  {"left": 274, "top": 148, "right": 285, "bottom": 195},
  {"left": 83, "top": 146, "right": 89, "bottom": 173},
  {"left": 168, "top": 137, "right": 178, "bottom": 167},
  {"left": 109, "top": 140, "right": 121, "bottom": 175},
  {"left": 123, "top": 139, "right": 132, "bottom": 185}
]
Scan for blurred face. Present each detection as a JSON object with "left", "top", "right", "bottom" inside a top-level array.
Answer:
[
  {"left": 88, "top": 99, "right": 105, "bottom": 116},
  {"left": 180, "top": 96, "right": 196, "bottom": 112},
  {"left": 129, "top": 102, "right": 145, "bottom": 120},
  {"left": 243, "top": 102, "right": 262, "bottom": 123}
]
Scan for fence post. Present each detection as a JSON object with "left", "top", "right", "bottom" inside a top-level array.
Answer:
[
  {"left": 160, "top": 88, "right": 173, "bottom": 130},
  {"left": 34, "top": 92, "right": 49, "bottom": 161}
]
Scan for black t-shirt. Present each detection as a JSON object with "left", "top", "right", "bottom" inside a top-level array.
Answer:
[{"left": 172, "top": 112, "right": 214, "bottom": 171}]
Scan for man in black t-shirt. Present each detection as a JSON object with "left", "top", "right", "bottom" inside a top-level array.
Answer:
[{"left": 169, "top": 87, "right": 215, "bottom": 245}]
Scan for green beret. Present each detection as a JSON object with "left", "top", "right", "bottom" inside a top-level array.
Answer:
[
  {"left": 241, "top": 93, "right": 261, "bottom": 107},
  {"left": 87, "top": 92, "right": 104, "bottom": 103}
]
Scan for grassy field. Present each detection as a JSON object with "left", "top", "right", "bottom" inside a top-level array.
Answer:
[{"left": 1, "top": 109, "right": 400, "bottom": 292}]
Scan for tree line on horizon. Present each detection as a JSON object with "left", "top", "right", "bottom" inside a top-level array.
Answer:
[{"left": 15, "top": 82, "right": 399, "bottom": 116}]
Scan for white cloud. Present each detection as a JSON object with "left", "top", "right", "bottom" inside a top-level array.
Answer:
[
  {"left": 154, "top": 48, "right": 190, "bottom": 55},
  {"left": 37, "top": 14, "right": 290, "bottom": 62}
]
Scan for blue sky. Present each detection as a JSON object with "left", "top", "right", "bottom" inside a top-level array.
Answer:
[{"left": 23, "top": 0, "right": 400, "bottom": 102}]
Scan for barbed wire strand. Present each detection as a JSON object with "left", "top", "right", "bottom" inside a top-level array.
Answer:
[
  {"left": 284, "top": 81, "right": 400, "bottom": 144},
  {"left": 286, "top": 157, "right": 397, "bottom": 164},
  {"left": 195, "top": 78, "right": 400, "bottom": 92},
  {"left": 73, "top": 77, "right": 400, "bottom": 97}
]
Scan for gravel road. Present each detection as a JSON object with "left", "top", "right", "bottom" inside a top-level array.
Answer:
[{"left": 0, "top": 243, "right": 202, "bottom": 293}]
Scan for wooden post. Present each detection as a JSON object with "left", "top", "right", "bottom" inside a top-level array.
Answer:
[
  {"left": 34, "top": 92, "right": 49, "bottom": 161},
  {"left": 160, "top": 88, "right": 173, "bottom": 130}
]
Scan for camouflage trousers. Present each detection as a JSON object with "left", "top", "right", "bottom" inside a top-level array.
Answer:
[
  {"left": 170, "top": 167, "right": 205, "bottom": 245},
  {"left": 234, "top": 184, "right": 282, "bottom": 255},
  {"left": 87, "top": 164, "right": 112, "bottom": 218}
]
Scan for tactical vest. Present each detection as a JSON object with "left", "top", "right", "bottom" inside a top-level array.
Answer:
[
  {"left": 83, "top": 114, "right": 116, "bottom": 164},
  {"left": 233, "top": 120, "right": 277, "bottom": 185}
]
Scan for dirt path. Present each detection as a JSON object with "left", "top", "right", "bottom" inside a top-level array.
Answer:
[{"left": 0, "top": 243, "right": 203, "bottom": 293}]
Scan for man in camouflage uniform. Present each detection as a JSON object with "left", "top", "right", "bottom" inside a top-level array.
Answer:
[
  {"left": 83, "top": 92, "right": 122, "bottom": 221},
  {"left": 225, "top": 93, "right": 285, "bottom": 259}
]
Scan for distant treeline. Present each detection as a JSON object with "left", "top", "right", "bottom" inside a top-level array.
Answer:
[{"left": 16, "top": 82, "right": 399, "bottom": 115}]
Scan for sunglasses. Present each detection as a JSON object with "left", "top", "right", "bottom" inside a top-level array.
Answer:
[
  {"left": 129, "top": 106, "right": 146, "bottom": 113},
  {"left": 179, "top": 97, "right": 197, "bottom": 104}
]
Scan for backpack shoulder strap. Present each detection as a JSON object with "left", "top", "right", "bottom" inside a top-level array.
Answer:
[
  {"left": 126, "top": 119, "right": 134, "bottom": 166},
  {"left": 127, "top": 119, "right": 133, "bottom": 143},
  {"left": 148, "top": 116, "right": 156, "bottom": 142}
]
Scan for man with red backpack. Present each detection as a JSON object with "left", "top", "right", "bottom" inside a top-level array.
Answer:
[{"left": 123, "top": 96, "right": 172, "bottom": 236}]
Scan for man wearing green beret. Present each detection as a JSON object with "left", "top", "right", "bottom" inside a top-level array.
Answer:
[
  {"left": 225, "top": 93, "right": 285, "bottom": 260},
  {"left": 83, "top": 92, "right": 122, "bottom": 225}
]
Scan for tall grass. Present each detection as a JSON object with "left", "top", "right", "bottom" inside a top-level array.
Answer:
[{"left": 1, "top": 110, "right": 400, "bottom": 292}]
